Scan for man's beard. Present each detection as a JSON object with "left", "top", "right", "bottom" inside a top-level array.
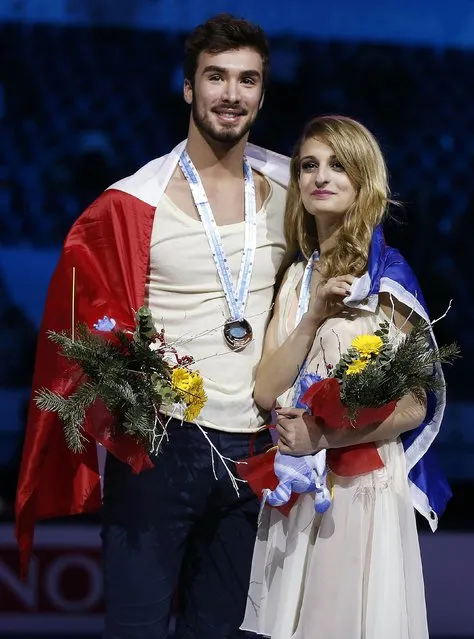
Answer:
[{"left": 191, "top": 101, "right": 257, "bottom": 146}]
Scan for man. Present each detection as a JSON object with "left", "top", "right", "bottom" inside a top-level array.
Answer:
[{"left": 16, "top": 14, "right": 290, "bottom": 638}]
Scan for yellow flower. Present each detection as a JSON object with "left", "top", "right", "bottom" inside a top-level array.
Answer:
[
  {"left": 172, "top": 368, "right": 207, "bottom": 421},
  {"left": 184, "top": 374, "right": 207, "bottom": 421},
  {"left": 171, "top": 367, "right": 193, "bottom": 396},
  {"left": 351, "top": 334, "right": 383, "bottom": 359},
  {"left": 345, "top": 358, "right": 369, "bottom": 375}
]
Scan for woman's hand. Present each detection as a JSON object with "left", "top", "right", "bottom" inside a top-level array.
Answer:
[
  {"left": 276, "top": 393, "right": 427, "bottom": 455},
  {"left": 275, "top": 407, "right": 324, "bottom": 456},
  {"left": 306, "top": 273, "right": 355, "bottom": 324}
]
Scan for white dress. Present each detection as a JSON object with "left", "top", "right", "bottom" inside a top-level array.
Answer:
[{"left": 242, "top": 262, "right": 429, "bottom": 639}]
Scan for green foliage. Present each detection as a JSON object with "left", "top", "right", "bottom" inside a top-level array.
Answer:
[
  {"left": 35, "top": 306, "right": 181, "bottom": 454},
  {"left": 333, "top": 319, "right": 460, "bottom": 419}
]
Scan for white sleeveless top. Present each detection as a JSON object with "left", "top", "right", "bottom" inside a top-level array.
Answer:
[{"left": 146, "top": 176, "right": 287, "bottom": 432}]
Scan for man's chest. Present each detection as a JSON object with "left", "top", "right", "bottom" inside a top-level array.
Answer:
[
  {"left": 165, "top": 182, "right": 246, "bottom": 226},
  {"left": 164, "top": 170, "right": 269, "bottom": 226},
  {"left": 149, "top": 204, "right": 284, "bottom": 293}
]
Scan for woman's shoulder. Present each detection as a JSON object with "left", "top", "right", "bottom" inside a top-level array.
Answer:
[
  {"left": 276, "top": 261, "right": 304, "bottom": 309},
  {"left": 282, "top": 255, "right": 306, "bottom": 285},
  {"left": 380, "top": 245, "right": 419, "bottom": 285},
  {"left": 378, "top": 245, "right": 428, "bottom": 316}
]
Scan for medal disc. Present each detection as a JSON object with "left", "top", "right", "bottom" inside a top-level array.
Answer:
[{"left": 223, "top": 319, "right": 253, "bottom": 351}]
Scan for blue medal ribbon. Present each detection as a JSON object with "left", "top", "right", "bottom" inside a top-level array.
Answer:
[
  {"left": 291, "top": 252, "right": 331, "bottom": 513},
  {"left": 179, "top": 150, "right": 257, "bottom": 330},
  {"left": 291, "top": 250, "right": 319, "bottom": 405}
]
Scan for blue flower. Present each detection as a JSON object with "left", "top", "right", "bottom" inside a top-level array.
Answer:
[
  {"left": 295, "top": 372, "right": 322, "bottom": 410},
  {"left": 93, "top": 316, "right": 116, "bottom": 332}
]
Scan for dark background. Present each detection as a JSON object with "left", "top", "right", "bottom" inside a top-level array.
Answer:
[
  {"left": 1, "top": 20, "right": 472, "bottom": 529},
  {"left": 0, "top": 2, "right": 472, "bottom": 637}
]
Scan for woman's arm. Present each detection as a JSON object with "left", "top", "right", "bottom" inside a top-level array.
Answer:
[
  {"left": 277, "top": 391, "right": 426, "bottom": 455},
  {"left": 254, "top": 310, "right": 320, "bottom": 411},
  {"left": 254, "top": 270, "right": 354, "bottom": 410},
  {"left": 321, "top": 391, "right": 426, "bottom": 448}
]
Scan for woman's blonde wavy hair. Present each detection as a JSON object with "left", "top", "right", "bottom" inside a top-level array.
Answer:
[{"left": 285, "top": 115, "right": 391, "bottom": 280}]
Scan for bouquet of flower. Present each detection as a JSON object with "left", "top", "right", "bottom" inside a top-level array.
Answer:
[
  {"left": 35, "top": 306, "right": 207, "bottom": 455},
  {"left": 300, "top": 319, "right": 460, "bottom": 430},
  {"left": 238, "top": 317, "right": 459, "bottom": 512}
]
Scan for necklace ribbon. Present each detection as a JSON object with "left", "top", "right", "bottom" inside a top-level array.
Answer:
[
  {"left": 291, "top": 250, "right": 319, "bottom": 404},
  {"left": 178, "top": 149, "right": 257, "bottom": 349}
]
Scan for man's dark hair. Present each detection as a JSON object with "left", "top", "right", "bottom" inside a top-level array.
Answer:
[{"left": 184, "top": 13, "right": 270, "bottom": 87}]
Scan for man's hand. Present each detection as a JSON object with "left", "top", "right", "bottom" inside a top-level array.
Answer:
[{"left": 275, "top": 407, "right": 323, "bottom": 456}]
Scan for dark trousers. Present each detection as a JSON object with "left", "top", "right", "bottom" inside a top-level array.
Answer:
[{"left": 101, "top": 418, "right": 270, "bottom": 639}]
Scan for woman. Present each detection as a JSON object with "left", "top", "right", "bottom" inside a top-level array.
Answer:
[{"left": 241, "top": 116, "right": 450, "bottom": 638}]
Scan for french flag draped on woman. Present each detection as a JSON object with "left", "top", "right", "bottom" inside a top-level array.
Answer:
[{"left": 343, "top": 224, "right": 451, "bottom": 530}]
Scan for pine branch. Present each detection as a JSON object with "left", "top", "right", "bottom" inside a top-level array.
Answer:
[
  {"left": 339, "top": 318, "right": 460, "bottom": 416},
  {"left": 35, "top": 383, "right": 98, "bottom": 453},
  {"left": 35, "top": 388, "right": 70, "bottom": 417},
  {"left": 36, "top": 305, "right": 206, "bottom": 455}
]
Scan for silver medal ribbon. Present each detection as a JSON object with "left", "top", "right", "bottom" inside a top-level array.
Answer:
[
  {"left": 178, "top": 149, "right": 257, "bottom": 324},
  {"left": 295, "top": 250, "right": 319, "bottom": 326},
  {"left": 291, "top": 250, "right": 319, "bottom": 405},
  {"left": 292, "top": 250, "right": 330, "bottom": 513}
]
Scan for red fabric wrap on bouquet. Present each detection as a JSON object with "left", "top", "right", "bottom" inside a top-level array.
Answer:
[
  {"left": 326, "top": 445, "right": 383, "bottom": 477},
  {"left": 84, "top": 398, "right": 154, "bottom": 474},
  {"left": 301, "top": 378, "right": 397, "bottom": 477},
  {"left": 237, "top": 446, "right": 298, "bottom": 516}
]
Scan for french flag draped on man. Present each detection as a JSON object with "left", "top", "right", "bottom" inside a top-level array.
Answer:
[{"left": 14, "top": 140, "right": 290, "bottom": 576}]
